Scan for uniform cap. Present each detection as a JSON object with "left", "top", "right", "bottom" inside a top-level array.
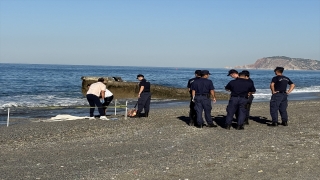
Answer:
[
  {"left": 274, "top": 67, "right": 284, "bottom": 72},
  {"left": 227, "top": 69, "right": 238, "bottom": 76},
  {"left": 201, "top": 70, "right": 211, "bottom": 75},
  {"left": 136, "top": 74, "right": 144, "bottom": 79},
  {"left": 194, "top": 70, "right": 202, "bottom": 75},
  {"left": 241, "top": 70, "right": 250, "bottom": 77}
]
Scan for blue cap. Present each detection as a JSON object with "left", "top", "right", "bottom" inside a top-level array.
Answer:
[
  {"left": 136, "top": 74, "right": 144, "bottom": 79},
  {"left": 201, "top": 70, "right": 211, "bottom": 75}
]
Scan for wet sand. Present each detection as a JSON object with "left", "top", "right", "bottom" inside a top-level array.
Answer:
[{"left": 1, "top": 100, "right": 320, "bottom": 180}]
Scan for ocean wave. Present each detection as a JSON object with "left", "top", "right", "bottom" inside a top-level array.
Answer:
[
  {"left": 0, "top": 94, "right": 88, "bottom": 109},
  {"left": 0, "top": 94, "right": 179, "bottom": 109},
  {"left": 252, "top": 86, "right": 320, "bottom": 100}
]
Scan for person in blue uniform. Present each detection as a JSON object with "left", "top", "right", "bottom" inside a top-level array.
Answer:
[
  {"left": 227, "top": 69, "right": 239, "bottom": 120},
  {"left": 225, "top": 72, "right": 256, "bottom": 130},
  {"left": 190, "top": 70, "right": 217, "bottom": 128},
  {"left": 269, "top": 67, "right": 295, "bottom": 126},
  {"left": 133, "top": 74, "right": 151, "bottom": 118},
  {"left": 241, "top": 70, "right": 254, "bottom": 125},
  {"left": 187, "top": 70, "right": 202, "bottom": 126}
]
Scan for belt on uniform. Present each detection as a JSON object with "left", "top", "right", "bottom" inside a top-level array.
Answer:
[
  {"left": 142, "top": 91, "right": 150, "bottom": 93},
  {"left": 278, "top": 91, "right": 286, "bottom": 93},
  {"left": 195, "top": 94, "right": 209, "bottom": 96},
  {"left": 231, "top": 95, "right": 248, "bottom": 99}
]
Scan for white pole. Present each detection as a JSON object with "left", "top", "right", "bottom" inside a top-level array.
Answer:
[
  {"left": 7, "top": 108, "right": 10, "bottom": 127},
  {"left": 125, "top": 101, "right": 128, "bottom": 120},
  {"left": 114, "top": 99, "right": 117, "bottom": 115}
]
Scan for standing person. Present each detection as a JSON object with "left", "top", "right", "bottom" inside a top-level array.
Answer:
[
  {"left": 269, "top": 67, "right": 295, "bottom": 126},
  {"left": 187, "top": 70, "right": 202, "bottom": 126},
  {"left": 241, "top": 70, "right": 254, "bottom": 125},
  {"left": 133, "top": 74, "right": 151, "bottom": 118},
  {"left": 86, "top": 78, "right": 109, "bottom": 120},
  {"left": 226, "top": 69, "right": 239, "bottom": 120},
  {"left": 225, "top": 72, "right": 256, "bottom": 130},
  {"left": 101, "top": 88, "right": 114, "bottom": 115},
  {"left": 190, "top": 70, "right": 217, "bottom": 128}
]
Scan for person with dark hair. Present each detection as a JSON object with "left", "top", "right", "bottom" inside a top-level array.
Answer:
[
  {"left": 225, "top": 72, "right": 256, "bottom": 130},
  {"left": 187, "top": 70, "right": 202, "bottom": 126},
  {"left": 132, "top": 74, "right": 151, "bottom": 118},
  {"left": 190, "top": 70, "right": 218, "bottom": 128},
  {"left": 269, "top": 67, "right": 295, "bottom": 126},
  {"left": 241, "top": 70, "right": 255, "bottom": 125},
  {"left": 86, "top": 78, "right": 109, "bottom": 120}
]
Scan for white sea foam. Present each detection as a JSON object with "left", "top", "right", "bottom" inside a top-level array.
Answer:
[
  {"left": 0, "top": 94, "right": 88, "bottom": 108},
  {"left": 253, "top": 86, "right": 320, "bottom": 100}
]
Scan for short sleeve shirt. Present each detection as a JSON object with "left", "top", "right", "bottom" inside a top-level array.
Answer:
[
  {"left": 86, "top": 82, "right": 106, "bottom": 97},
  {"left": 105, "top": 89, "right": 113, "bottom": 97},
  {"left": 271, "top": 75, "right": 293, "bottom": 91},
  {"left": 190, "top": 78, "right": 215, "bottom": 94},
  {"left": 139, "top": 79, "right": 151, "bottom": 92},
  {"left": 187, "top": 77, "right": 200, "bottom": 94},
  {"left": 225, "top": 78, "right": 256, "bottom": 97}
]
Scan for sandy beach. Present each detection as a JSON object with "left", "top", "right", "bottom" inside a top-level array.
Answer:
[{"left": 1, "top": 100, "right": 320, "bottom": 180}]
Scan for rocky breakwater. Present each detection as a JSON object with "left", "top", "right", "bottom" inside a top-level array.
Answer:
[{"left": 81, "top": 76, "right": 229, "bottom": 100}]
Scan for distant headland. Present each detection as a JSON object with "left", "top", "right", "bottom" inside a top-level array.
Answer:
[{"left": 233, "top": 56, "right": 320, "bottom": 70}]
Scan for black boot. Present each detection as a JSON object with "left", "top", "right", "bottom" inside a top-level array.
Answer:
[
  {"left": 145, "top": 112, "right": 149, "bottom": 117},
  {"left": 244, "top": 118, "right": 249, "bottom": 125}
]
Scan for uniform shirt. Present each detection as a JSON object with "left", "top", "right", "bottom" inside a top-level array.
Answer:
[
  {"left": 105, "top": 89, "right": 113, "bottom": 97},
  {"left": 271, "top": 75, "right": 293, "bottom": 92},
  {"left": 139, "top": 79, "right": 151, "bottom": 92},
  {"left": 187, "top": 77, "right": 200, "bottom": 94},
  {"left": 190, "top": 78, "right": 215, "bottom": 95},
  {"left": 225, "top": 78, "right": 256, "bottom": 97},
  {"left": 86, "top": 82, "right": 106, "bottom": 97}
]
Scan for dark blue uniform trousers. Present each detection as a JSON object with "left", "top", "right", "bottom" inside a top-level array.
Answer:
[
  {"left": 270, "top": 93, "right": 288, "bottom": 123},
  {"left": 194, "top": 96, "right": 213, "bottom": 125},
  {"left": 226, "top": 97, "right": 248, "bottom": 125},
  {"left": 189, "top": 98, "right": 196, "bottom": 120},
  {"left": 138, "top": 92, "right": 151, "bottom": 114},
  {"left": 86, "top": 94, "right": 105, "bottom": 117}
]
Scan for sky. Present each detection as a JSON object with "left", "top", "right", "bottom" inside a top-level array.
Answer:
[{"left": 0, "top": 0, "right": 319, "bottom": 68}]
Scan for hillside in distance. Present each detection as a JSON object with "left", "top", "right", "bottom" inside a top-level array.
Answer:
[{"left": 234, "top": 56, "right": 320, "bottom": 70}]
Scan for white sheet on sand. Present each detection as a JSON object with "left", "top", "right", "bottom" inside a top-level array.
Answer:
[{"left": 47, "top": 114, "right": 89, "bottom": 122}]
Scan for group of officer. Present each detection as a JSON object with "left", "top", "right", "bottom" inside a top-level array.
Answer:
[{"left": 188, "top": 67, "right": 295, "bottom": 130}]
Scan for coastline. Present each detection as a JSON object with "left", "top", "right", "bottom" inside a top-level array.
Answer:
[{"left": 1, "top": 100, "right": 320, "bottom": 179}]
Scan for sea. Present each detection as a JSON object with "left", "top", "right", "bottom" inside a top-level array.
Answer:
[{"left": 0, "top": 63, "right": 319, "bottom": 120}]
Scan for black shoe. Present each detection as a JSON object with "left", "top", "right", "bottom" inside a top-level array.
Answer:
[
  {"left": 145, "top": 112, "right": 149, "bottom": 117},
  {"left": 236, "top": 125, "right": 244, "bottom": 130},
  {"left": 281, "top": 121, "right": 288, "bottom": 126},
  {"left": 195, "top": 124, "right": 203, "bottom": 128},
  {"left": 207, "top": 124, "right": 218, "bottom": 128},
  {"left": 189, "top": 118, "right": 194, "bottom": 126},
  {"left": 268, "top": 122, "right": 278, "bottom": 126},
  {"left": 225, "top": 124, "right": 231, "bottom": 130},
  {"left": 244, "top": 119, "right": 249, "bottom": 125}
]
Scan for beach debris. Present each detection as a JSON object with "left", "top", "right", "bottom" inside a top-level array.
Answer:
[
  {"left": 258, "top": 170, "right": 263, "bottom": 173},
  {"left": 47, "top": 114, "right": 88, "bottom": 121}
]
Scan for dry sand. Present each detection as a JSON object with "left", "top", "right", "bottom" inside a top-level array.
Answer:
[{"left": 1, "top": 100, "right": 320, "bottom": 180}]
